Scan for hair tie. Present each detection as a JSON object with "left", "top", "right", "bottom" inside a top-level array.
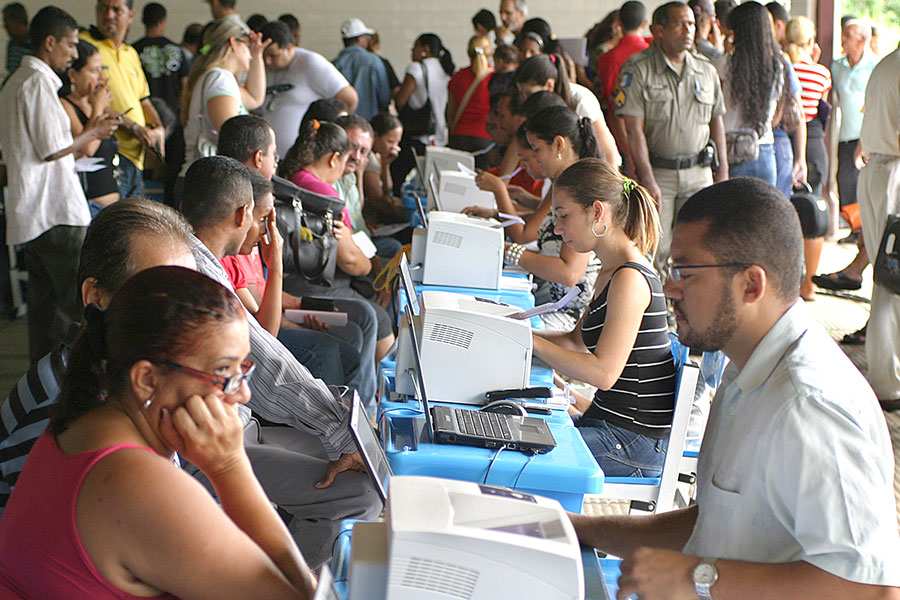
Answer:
[
  {"left": 199, "top": 43, "right": 213, "bottom": 56},
  {"left": 312, "top": 119, "right": 320, "bottom": 130},
  {"left": 622, "top": 177, "right": 637, "bottom": 196},
  {"left": 83, "top": 303, "right": 108, "bottom": 358},
  {"left": 548, "top": 53, "right": 557, "bottom": 63},
  {"left": 439, "top": 48, "right": 446, "bottom": 56},
  {"left": 474, "top": 47, "right": 485, "bottom": 55}
]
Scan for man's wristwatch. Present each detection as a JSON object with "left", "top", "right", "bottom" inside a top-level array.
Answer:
[{"left": 692, "top": 557, "right": 718, "bottom": 600}]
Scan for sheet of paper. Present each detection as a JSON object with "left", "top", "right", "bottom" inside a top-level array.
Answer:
[
  {"left": 508, "top": 285, "right": 582, "bottom": 320},
  {"left": 75, "top": 157, "right": 106, "bottom": 172},
  {"left": 352, "top": 230, "right": 378, "bottom": 258},
  {"left": 456, "top": 161, "right": 477, "bottom": 177},
  {"left": 370, "top": 222, "right": 409, "bottom": 237},
  {"left": 284, "top": 309, "right": 349, "bottom": 327},
  {"left": 499, "top": 166, "right": 523, "bottom": 181}
]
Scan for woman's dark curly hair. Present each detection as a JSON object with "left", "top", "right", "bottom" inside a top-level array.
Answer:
[{"left": 727, "top": 1, "right": 782, "bottom": 137}]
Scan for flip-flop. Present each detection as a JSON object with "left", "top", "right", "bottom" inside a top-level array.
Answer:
[
  {"left": 841, "top": 326, "right": 866, "bottom": 345},
  {"left": 812, "top": 272, "right": 862, "bottom": 291}
]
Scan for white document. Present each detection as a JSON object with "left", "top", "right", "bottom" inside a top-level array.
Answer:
[
  {"left": 499, "top": 166, "right": 523, "bottom": 180},
  {"left": 491, "top": 212, "right": 526, "bottom": 228},
  {"left": 456, "top": 161, "right": 477, "bottom": 177},
  {"left": 284, "top": 309, "right": 349, "bottom": 327},
  {"left": 509, "top": 286, "right": 582, "bottom": 320},
  {"left": 352, "top": 230, "right": 378, "bottom": 258},
  {"left": 75, "top": 157, "right": 106, "bottom": 172}
]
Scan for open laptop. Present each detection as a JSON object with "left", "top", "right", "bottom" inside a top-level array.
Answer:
[
  {"left": 397, "top": 257, "right": 555, "bottom": 453},
  {"left": 402, "top": 309, "right": 556, "bottom": 453},
  {"left": 348, "top": 391, "right": 393, "bottom": 504}
]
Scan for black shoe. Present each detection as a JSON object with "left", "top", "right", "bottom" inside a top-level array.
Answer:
[
  {"left": 879, "top": 399, "right": 900, "bottom": 412},
  {"left": 812, "top": 272, "right": 863, "bottom": 291},
  {"left": 838, "top": 231, "right": 859, "bottom": 244},
  {"left": 841, "top": 325, "right": 867, "bottom": 345}
]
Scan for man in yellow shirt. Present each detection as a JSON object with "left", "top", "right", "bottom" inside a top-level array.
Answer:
[{"left": 81, "top": 0, "right": 165, "bottom": 198}]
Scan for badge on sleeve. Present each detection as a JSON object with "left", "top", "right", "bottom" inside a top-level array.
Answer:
[{"left": 613, "top": 73, "right": 631, "bottom": 109}]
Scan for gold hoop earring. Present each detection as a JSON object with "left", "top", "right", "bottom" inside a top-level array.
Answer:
[{"left": 591, "top": 222, "right": 608, "bottom": 238}]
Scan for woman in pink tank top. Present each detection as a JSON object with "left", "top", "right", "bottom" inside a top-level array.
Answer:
[{"left": 0, "top": 267, "right": 315, "bottom": 599}]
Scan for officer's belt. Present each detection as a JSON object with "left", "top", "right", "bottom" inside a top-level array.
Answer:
[{"left": 650, "top": 154, "right": 701, "bottom": 170}]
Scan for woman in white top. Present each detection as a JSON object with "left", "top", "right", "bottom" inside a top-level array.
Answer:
[
  {"left": 514, "top": 54, "right": 620, "bottom": 167},
  {"left": 390, "top": 33, "right": 454, "bottom": 195},
  {"left": 180, "top": 19, "right": 267, "bottom": 176}
]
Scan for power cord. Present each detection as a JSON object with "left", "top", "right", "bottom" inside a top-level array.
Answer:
[
  {"left": 483, "top": 446, "right": 507, "bottom": 484},
  {"left": 513, "top": 451, "right": 538, "bottom": 488}
]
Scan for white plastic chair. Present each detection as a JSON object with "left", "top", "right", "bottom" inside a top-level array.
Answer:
[{"left": 586, "top": 336, "right": 701, "bottom": 514}]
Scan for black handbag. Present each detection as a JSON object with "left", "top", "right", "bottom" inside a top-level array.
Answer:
[
  {"left": 789, "top": 182, "right": 829, "bottom": 239},
  {"left": 271, "top": 175, "right": 344, "bottom": 287},
  {"left": 873, "top": 214, "right": 900, "bottom": 296},
  {"left": 398, "top": 62, "right": 435, "bottom": 138}
]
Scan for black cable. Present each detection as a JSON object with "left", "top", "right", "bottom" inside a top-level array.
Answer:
[
  {"left": 513, "top": 451, "right": 538, "bottom": 488},
  {"left": 483, "top": 446, "right": 506, "bottom": 484}
]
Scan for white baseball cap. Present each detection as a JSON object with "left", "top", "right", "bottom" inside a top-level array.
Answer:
[{"left": 341, "top": 18, "right": 375, "bottom": 39}]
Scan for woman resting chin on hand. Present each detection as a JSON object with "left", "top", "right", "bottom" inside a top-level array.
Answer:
[{"left": 0, "top": 266, "right": 316, "bottom": 600}]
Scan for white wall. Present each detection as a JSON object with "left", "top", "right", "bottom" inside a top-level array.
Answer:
[{"left": 2, "top": 0, "right": 642, "bottom": 81}]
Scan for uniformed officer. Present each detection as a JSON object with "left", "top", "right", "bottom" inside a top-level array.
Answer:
[{"left": 613, "top": 0, "right": 728, "bottom": 273}]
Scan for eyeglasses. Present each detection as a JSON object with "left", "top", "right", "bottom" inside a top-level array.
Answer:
[
  {"left": 668, "top": 262, "right": 751, "bottom": 282},
  {"left": 158, "top": 359, "right": 255, "bottom": 395}
]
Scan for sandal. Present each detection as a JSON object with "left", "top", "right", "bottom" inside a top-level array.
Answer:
[
  {"left": 841, "top": 325, "right": 867, "bottom": 345},
  {"left": 812, "top": 272, "right": 862, "bottom": 291}
]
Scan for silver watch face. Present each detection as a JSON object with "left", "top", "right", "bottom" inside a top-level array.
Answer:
[{"left": 693, "top": 562, "right": 718, "bottom": 585}]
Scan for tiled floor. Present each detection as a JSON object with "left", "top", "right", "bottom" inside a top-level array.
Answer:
[{"left": 1, "top": 232, "right": 898, "bottom": 527}]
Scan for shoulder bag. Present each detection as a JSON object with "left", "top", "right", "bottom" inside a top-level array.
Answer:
[
  {"left": 271, "top": 175, "right": 344, "bottom": 287},
  {"left": 398, "top": 62, "right": 436, "bottom": 138}
]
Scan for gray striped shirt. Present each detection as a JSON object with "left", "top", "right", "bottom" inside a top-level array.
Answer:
[{"left": 191, "top": 235, "right": 354, "bottom": 459}]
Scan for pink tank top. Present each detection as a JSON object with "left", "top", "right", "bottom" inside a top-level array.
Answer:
[{"left": 0, "top": 431, "right": 179, "bottom": 599}]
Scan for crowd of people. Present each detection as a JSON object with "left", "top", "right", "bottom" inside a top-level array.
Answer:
[{"left": 0, "top": 0, "right": 898, "bottom": 597}]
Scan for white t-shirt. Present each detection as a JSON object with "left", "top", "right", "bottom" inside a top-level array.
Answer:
[
  {"left": 262, "top": 47, "right": 351, "bottom": 157},
  {"left": 181, "top": 67, "right": 246, "bottom": 175},
  {"left": 570, "top": 83, "right": 604, "bottom": 123},
  {"left": 405, "top": 57, "right": 450, "bottom": 146}
]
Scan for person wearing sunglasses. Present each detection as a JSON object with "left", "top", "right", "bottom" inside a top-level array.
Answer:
[
  {"left": 0, "top": 266, "right": 316, "bottom": 599},
  {"left": 531, "top": 157, "right": 676, "bottom": 477},
  {"left": 178, "top": 17, "right": 267, "bottom": 185}
]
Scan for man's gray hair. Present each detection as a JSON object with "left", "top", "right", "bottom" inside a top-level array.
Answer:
[
  {"left": 843, "top": 18, "right": 872, "bottom": 40},
  {"left": 515, "top": 0, "right": 529, "bottom": 15}
]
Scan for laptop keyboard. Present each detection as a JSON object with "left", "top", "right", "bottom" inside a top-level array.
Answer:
[{"left": 455, "top": 408, "right": 512, "bottom": 440}]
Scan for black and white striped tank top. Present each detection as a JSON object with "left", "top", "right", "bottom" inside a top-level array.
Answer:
[{"left": 581, "top": 262, "right": 676, "bottom": 439}]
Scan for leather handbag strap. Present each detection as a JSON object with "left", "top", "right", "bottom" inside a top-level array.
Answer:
[{"left": 449, "top": 69, "right": 492, "bottom": 133}]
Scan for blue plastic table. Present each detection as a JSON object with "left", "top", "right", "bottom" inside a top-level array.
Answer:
[{"left": 377, "top": 398, "right": 603, "bottom": 513}]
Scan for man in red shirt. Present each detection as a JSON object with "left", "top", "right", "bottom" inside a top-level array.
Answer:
[
  {"left": 597, "top": 1, "right": 649, "bottom": 109},
  {"left": 597, "top": 1, "right": 649, "bottom": 170}
]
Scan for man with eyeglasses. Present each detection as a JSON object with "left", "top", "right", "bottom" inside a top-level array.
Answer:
[
  {"left": 82, "top": 0, "right": 166, "bottom": 198},
  {"left": 259, "top": 20, "right": 358, "bottom": 158},
  {"left": 571, "top": 177, "right": 900, "bottom": 599}
]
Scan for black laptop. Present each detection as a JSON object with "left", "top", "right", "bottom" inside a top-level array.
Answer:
[{"left": 397, "top": 254, "right": 556, "bottom": 454}]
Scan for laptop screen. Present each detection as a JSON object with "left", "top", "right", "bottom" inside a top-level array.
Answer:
[
  {"left": 403, "top": 309, "right": 434, "bottom": 441},
  {"left": 413, "top": 191, "right": 429, "bottom": 229},
  {"left": 349, "top": 392, "right": 393, "bottom": 504},
  {"left": 398, "top": 254, "right": 420, "bottom": 318}
]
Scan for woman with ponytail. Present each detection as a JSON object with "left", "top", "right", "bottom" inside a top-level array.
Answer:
[
  {"left": 532, "top": 158, "right": 676, "bottom": 477},
  {"left": 514, "top": 54, "right": 620, "bottom": 166},
  {"left": 390, "top": 32, "right": 454, "bottom": 193},
  {"left": 179, "top": 19, "right": 267, "bottom": 176},
  {"left": 446, "top": 35, "right": 495, "bottom": 167},
  {"left": 465, "top": 106, "right": 601, "bottom": 330},
  {"left": 0, "top": 266, "right": 315, "bottom": 598}
]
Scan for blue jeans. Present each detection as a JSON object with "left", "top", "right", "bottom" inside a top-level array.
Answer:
[
  {"left": 277, "top": 327, "right": 362, "bottom": 389},
  {"left": 324, "top": 297, "right": 380, "bottom": 411},
  {"left": 573, "top": 415, "right": 668, "bottom": 477},
  {"left": 116, "top": 154, "right": 144, "bottom": 199},
  {"left": 729, "top": 143, "right": 777, "bottom": 187},
  {"left": 773, "top": 130, "right": 794, "bottom": 198}
]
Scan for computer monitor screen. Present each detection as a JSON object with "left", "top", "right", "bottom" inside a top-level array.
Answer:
[
  {"left": 403, "top": 309, "right": 434, "bottom": 441},
  {"left": 349, "top": 393, "right": 393, "bottom": 504},
  {"left": 398, "top": 253, "right": 420, "bottom": 318}
]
